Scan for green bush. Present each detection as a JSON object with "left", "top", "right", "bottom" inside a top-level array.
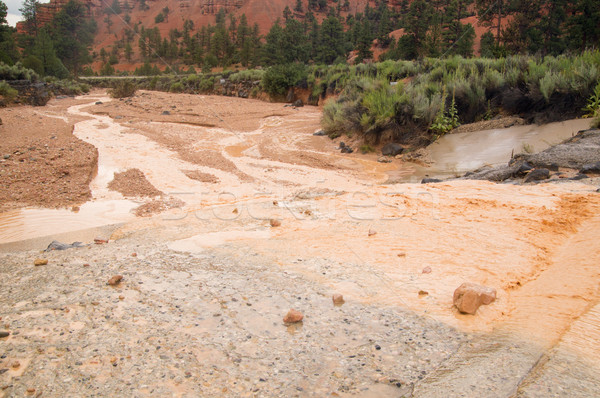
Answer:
[
  {"left": 170, "top": 81, "right": 184, "bottom": 93},
  {"left": 262, "top": 63, "right": 307, "bottom": 97},
  {"left": 0, "top": 81, "right": 18, "bottom": 102},
  {"left": 108, "top": 80, "right": 137, "bottom": 98},
  {"left": 0, "top": 62, "right": 38, "bottom": 81}
]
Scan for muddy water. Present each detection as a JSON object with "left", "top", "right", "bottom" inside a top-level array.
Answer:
[
  {"left": 397, "top": 118, "right": 592, "bottom": 182},
  {"left": 0, "top": 200, "right": 136, "bottom": 244}
]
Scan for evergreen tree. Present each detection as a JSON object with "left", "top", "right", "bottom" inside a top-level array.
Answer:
[
  {"left": 0, "top": 1, "right": 18, "bottom": 64},
  {"left": 263, "top": 21, "right": 285, "bottom": 65},
  {"left": 317, "top": 15, "right": 347, "bottom": 64},
  {"left": 31, "top": 28, "right": 68, "bottom": 77},
  {"left": 567, "top": 0, "right": 600, "bottom": 50},
  {"left": 51, "top": 0, "right": 97, "bottom": 75},
  {"left": 403, "top": 0, "right": 433, "bottom": 58},
  {"left": 295, "top": 0, "right": 303, "bottom": 13},
  {"left": 19, "top": 0, "right": 39, "bottom": 37},
  {"left": 476, "top": 0, "right": 508, "bottom": 45}
]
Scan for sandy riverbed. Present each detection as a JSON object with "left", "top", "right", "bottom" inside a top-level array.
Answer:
[{"left": 0, "top": 90, "right": 599, "bottom": 396}]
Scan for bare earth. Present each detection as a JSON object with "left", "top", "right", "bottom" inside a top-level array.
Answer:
[{"left": 0, "top": 90, "right": 599, "bottom": 397}]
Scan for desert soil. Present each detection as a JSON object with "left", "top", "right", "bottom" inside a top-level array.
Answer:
[{"left": 1, "top": 90, "right": 599, "bottom": 397}]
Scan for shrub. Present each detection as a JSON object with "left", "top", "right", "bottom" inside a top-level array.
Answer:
[
  {"left": 169, "top": 81, "right": 184, "bottom": 93},
  {"left": 0, "top": 62, "right": 38, "bottom": 81},
  {"left": 359, "top": 144, "right": 375, "bottom": 153},
  {"left": 582, "top": 81, "right": 600, "bottom": 118},
  {"left": 108, "top": 79, "right": 137, "bottom": 98},
  {"left": 262, "top": 63, "right": 307, "bottom": 97},
  {"left": 0, "top": 81, "right": 18, "bottom": 102}
]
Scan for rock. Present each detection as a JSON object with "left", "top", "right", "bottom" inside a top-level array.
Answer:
[
  {"left": 382, "top": 143, "right": 403, "bottom": 157},
  {"left": 94, "top": 237, "right": 109, "bottom": 244},
  {"left": 516, "top": 162, "right": 534, "bottom": 176},
  {"left": 26, "top": 388, "right": 36, "bottom": 394},
  {"left": 119, "top": 295, "right": 125, "bottom": 300},
  {"left": 11, "top": 361, "right": 20, "bottom": 369},
  {"left": 571, "top": 173, "right": 589, "bottom": 180},
  {"left": 34, "top": 259, "right": 48, "bottom": 266},
  {"left": 95, "top": 101, "right": 103, "bottom": 105},
  {"left": 341, "top": 146, "right": 354, "bottom": 153},
  {"left": 339, "top": 142, "right": 346, "bottom": 148},
  {"left": 161, "top": 111, "right": 171, "bottom": 115},
  {"left": 524, "top": 168, "right": 550, "bottom": 182},
  {"left": 2, "top": 154, "right": 9, "bottom": 160},
  {"left": 418, "top": 290, "right": 429, "bottom": 296},
  {"left": 313, "top": 130, "right": 326, "bottom": 136},
  {"left": 453, "top": 283, "right": 497, "bottom": 315},
  {"left": 292, "top": 99, "right": 304, "bottom": 108},
  {"left": 580, "top": 162, "right": 600, "bottom": 174},
  {"left": 422, "top": 266, "right": 432, "bottom": 274},
  {"left": 107, "top": 275, "right": 123, "bottom": 286},
  {"left": 45, "top": 240, "right": 85, "bottom": 251},
  {"left": 397, "top": 252, "right": 407, "bottom": 257},
  {"left": 269, "top": 219, "right": 281, "bottom": 227},
  {"left": 0, "top": 331, "right": 9, "bottom": 338},
  {"left": 377, "top": 157, "right": 392, "bottom": 163},
  {"left": 332, "top": 294, "right": 345, "bottom": 305},
  {"left": 421, "top": 178, "right": 442, "bottom": 184},
  {"left": 131, "top": 253, "right": 137, "bottom": 257},
  {"left": 114, "top": 115, "right": 123, "bottom": 120},
  {"left": 368, "top": 228, "right": 377, "bottom": 236},
  {"left": 283, "top": 309, "right": 303, "bottom": 323}
]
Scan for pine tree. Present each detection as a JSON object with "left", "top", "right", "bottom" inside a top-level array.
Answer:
[
  {"left": 19, "top": 0, "right": 39, "bottom": 37},
  {"left": 476, "top": 0, "right": 508, "bottom": 45},
  {"left": 317, "top": 15, "right": 347, "bottom": 64},
  {"left": 295, "top": 0, "right": 303, "bottom": 13}
]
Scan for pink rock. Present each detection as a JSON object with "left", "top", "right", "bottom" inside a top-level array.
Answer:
[
  {"left": 422, "top": 266, "right": 432, "bottom": 274},
  {"left": 453, "top": 283, "right": 497, "bottom": 315},
  {"left": 283, "top": 309, "right": 303, "bottom": 323},
  {"left": 368, "top": 228, "right": 377, "bottom": 236},
  {"left": 270, "top": 219, "right": 281, "bottom": 227}
]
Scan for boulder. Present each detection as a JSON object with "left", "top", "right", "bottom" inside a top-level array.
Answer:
[
  {"left": 382, "top": 143, "right": 403, "bottom": 157},
  {"left": 292, "top": 99, "right": 304, "bottom": 107},
  {"left": 524, "top": 168, "right": 550, "bottom": 182},
  {"left": 341, "top": 146, "right": 354, "bottom": 153},
  {"left": 516, "top": 162, "right": 534, "bottom": 176},
  {"left": 453, "top": 283, "right": 497, "bottom": 314},
  {"left": 313, "top": 130, "right": 326, "bottom": 136}
]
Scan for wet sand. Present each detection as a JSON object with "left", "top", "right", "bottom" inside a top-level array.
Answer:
[{"left": 1, "top": 90, "right": 599, "bottom": 396}]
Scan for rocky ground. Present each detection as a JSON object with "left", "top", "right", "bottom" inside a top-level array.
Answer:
[
  {"left": 1, "top": 90, "right": 600, "bottom": 397},
  {"left": 0, "top": 99, "right": 98, "bottom": 210}
]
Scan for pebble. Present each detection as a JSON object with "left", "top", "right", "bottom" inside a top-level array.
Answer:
[
  {"left": 397, "top": 252, "right": 407, "bottom": 257},
  {"left": 11, "top": 361, "right": 20, "bottom": 369},
  {"left": 368, "top": 229, "right": 377, "bottom": 236},
  {"left": 283, "top": 309, "right": 303, "bottom": 324},
  {"left": 34, "top": 259, "right": 48, "bottom": 266},
  {"left": 332, "top": 294, "right": 345, "bottom": 305},
  {"left": 270, "top": 219, "right": 281, "bottom": 227},
  {"left": 94, "top": 238, "right": 108, "bottom": 244},
  {"left": 26, "top": 388, "right": 35, "bottom": 394},
  {"left": 422, "top": 266, "right": 432, "bottom": 274},
  {"left": 83, "top": 263, "right": 90, "bottom": 267},
  {"left": 107, "top": 275, "right": 123, "bottom": 286},
  {"left": 0, "top": 331, "right": 9, "bottom": 338},
  {"left": 119, "top": 295, "right": 125, "bottom": 300},
  {"left": 131, "top": 253, "right": 137, "bottom": 257},
  {"left": 418, "top": 290, "right": 429, "bottom": 296}
]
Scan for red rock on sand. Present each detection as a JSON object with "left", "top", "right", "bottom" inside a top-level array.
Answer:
[
  {"left": 283, "top": 309, "right": 303, "bottom": 323},
  {"left": 453, "top": 283, "right": 497, "bottom": 315}
]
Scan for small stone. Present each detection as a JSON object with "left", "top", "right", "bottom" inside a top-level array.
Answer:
[
  {"left": 131, "top": 253, "right": 137, "bottom": 257},
  {"left": 34, "top": 259, "right": 48, "bottom": 266},
  {"left": 119, "top": 295, "right": 125, "bottom": 300},
  {"left": 283, "top": 309, "right": 303, "bottom": 324},
  {"left": 26, "top": 388, "right": 35, "bottom": 394},
  {"left": 94, "top": 237, "right": 108, "bottom": 244},
  {"left": 397, "top": 252, "right": 407, "bottom": 257},
  {"left": 83, "top": 263, "right": 90, "bottom": 267},
  {"left": 332, "top": 294, "right": 345, "bottom": 305},
  {"left": 313, "top": 130, "right": 326, "bottom": 136},
  {"left": 161, "top": 110, "right": 171, "bottom": 115},
  {"left": 0, "top": 331, "right": 9, "bottom": 338},
  {"left": 270, "top": 219, "right": 281, "bottom": 227},
  {"left": 95, "top": 101, "right": 103, "bottom": 105},
  {"left": 377, "top": 157, "right": 392, "bottom": 163},
  {"left": 273, "top": 200, "right": 278, "bottom": 206},
  {"left": 11, "top": 361, "right": 20, "bottom": 369},
  {"left": 107, "top": 275, "right": 123, "bottom": 286},
  {"left": 418, "top": 290, "right": 429, "bottom": 296},
  {"left": 422, "top": 266, "right": 432, "bottom": 274},
  {"left": 110, "top": 357, "right": 118, "bottom": 363},
  {"left": 368, "top": 228, "right": 377, "bottom": 236},
  {"left": 453, "top": 283, "right": 497, "bottom": 315},
  {"left": 232, "top": 208, "right": 238, "bottom": 214}
]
